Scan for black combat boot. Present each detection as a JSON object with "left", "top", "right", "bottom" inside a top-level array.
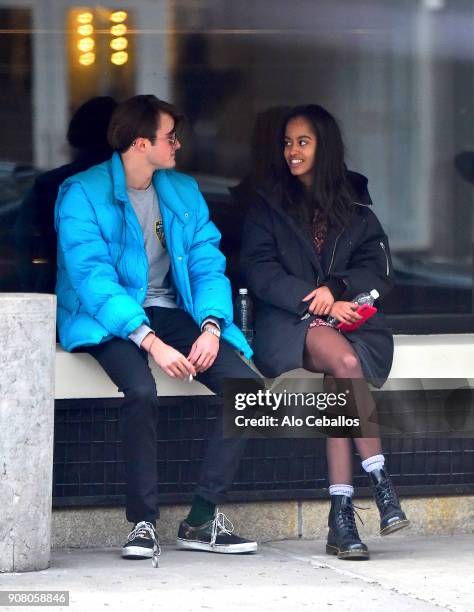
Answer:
[
  {"left": 326, "top": 495, "right": 369, "bottom": 560},
  {"left": 369, "top": 467, "right": 410, "bottom": 536}
]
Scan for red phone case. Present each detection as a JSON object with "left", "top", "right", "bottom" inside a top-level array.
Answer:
[{"left": 336, "top": 304, "right": 377, "bottom": 332}]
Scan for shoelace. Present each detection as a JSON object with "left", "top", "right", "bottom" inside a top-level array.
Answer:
[
  {"left": 353, "top": 503, "right": 369, "bottom": 524},
  {"left": 127, "top": 521, "right": 161, "bottom": 568},
  {"left": 210, "top": 511, "right": 234, "bottom": 547},
  {"left": 374, "top": 479, "right": 398, "bottom": 510},
  {"left": 336, "top": 504, "right": 364, "bottom": 537}
]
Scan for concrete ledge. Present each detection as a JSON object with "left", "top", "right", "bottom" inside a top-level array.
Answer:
[
  {"left": 55, "top": 334, "right": 474, "bottom": 399},
  {"left": 52, "top": 495, "right": 474, "bottom": 548},
  {"left": 52, "top": 334, "right": 474, "bottom": 550}
]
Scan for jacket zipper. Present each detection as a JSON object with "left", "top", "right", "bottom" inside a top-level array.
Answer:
[
  {"left": 379, "top": 241, "right": 390, "bottom": 276},
  {"left": 300, "top": 229, "right": 344, "bottom": 325},
  {"left": 328, "top": 229, "right": 344, "bottom": 275}
]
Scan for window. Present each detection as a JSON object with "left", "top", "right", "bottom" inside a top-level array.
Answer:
[{"left": 0, "top": 0, "right": 472, "bottom": 332}]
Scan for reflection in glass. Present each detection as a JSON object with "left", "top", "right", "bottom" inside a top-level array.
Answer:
[{"left": 0, "top": 0, "right": 471, "bottom": 322}]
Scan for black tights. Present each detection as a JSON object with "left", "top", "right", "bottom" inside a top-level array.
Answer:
[{"left": 304, "top": 325, "right": 382, "bottom": 486}]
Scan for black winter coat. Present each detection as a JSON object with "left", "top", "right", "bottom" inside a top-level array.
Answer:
[{"left": 240, "top": 173, "right": 394, "bottom": 385}]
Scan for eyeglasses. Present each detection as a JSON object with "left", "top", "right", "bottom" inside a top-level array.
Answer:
[
  {"left": 151, "top": 133, "right": 179, "bottom": 147},
  {"left": 131, "top": 133, "right": 179, "bottom": 148}
]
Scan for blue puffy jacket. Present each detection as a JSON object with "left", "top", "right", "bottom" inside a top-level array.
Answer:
[{"left": 55, "top": 152, "right": 252, "bottom": 358}]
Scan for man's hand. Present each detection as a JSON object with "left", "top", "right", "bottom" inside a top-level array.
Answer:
[
  {"left": 329, "top": 301, "right": 363, "bottom": 324},
  {"left": 187, "top": 331, "right": 220, "bottom": 374},
  {"left": 302, "top": 286, "right": 335, "bottom": 316},
  {"left": 142, "top": 333, "right": 196, "bottom": 380}
]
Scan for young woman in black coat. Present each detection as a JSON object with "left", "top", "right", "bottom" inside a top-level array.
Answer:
[{"left": 241, "top": 104, "right": 409, "bottom": 559}]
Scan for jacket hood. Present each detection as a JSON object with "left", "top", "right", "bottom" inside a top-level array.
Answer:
[{"left": 346, "top": 170, "right": 372, "bottom": 206}]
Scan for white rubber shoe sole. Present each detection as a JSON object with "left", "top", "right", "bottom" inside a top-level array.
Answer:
[
  {"left": 122, "top": 545, "right": 154, "bottom": 559},
  {"left": 176, "top": 538, "right": 257, "bottom": 554}
]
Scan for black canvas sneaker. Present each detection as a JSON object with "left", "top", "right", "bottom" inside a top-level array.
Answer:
[
  {"left": 176, "top": 510, "right": 258, "bottom": 554},
  {"left": 122, "top": 521, "right": 161, "bottom": 566}
]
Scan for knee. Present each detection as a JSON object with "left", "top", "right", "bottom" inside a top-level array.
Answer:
[
  {"left": 124, "top": 381, "right": 159, "bottom": 408},
  {"left": 120, "top": 383, "right": 159, "bottom": 429},
  {"left": 333, "top": 352, "right": 361, "bottom": 378}
]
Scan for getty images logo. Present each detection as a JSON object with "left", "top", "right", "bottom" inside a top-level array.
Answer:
[{"left": 234, "top": 389, "right": 349, "bottom": 412}]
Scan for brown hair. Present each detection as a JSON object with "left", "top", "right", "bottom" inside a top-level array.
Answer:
[{"left": 107, "top": 94, "right": 182, "bottom": 153}]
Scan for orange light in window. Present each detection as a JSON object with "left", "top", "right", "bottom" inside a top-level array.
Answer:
[
  {"left": 77, "top": 12, "right": 93, "bottom": 24},
  {"left": 77, "top": 37, "right": 95, "bottom": 53},
  {"left": 111, "top": 51, "right": 128, "bottom": 65},
  {"left": 110, "top": 23, "right": 127, "bottom": 36},
  {"left": 79, "top": 52, "right": 95, "bottom": 66},
  {"left": 110, "top": 10, "right": 127, "bottom": 23},
  {"left": 110, "top": 37, "right": 128, "bottom": 51},
  {"left": 77, "top": 24, "right": 93, "bottom": 36},
  {"left": 109, "top": 10, "right": 129, "bottom": 66}
]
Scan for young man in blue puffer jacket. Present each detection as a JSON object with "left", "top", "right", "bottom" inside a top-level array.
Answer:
[{"left": 55, "top": 95, "right": 259, "bottom": 560}]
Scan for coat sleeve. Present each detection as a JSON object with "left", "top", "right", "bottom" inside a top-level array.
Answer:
[
  {"left": 240, "top": 201, "right": 315, "bottom": 316},
  {"left": 329, "top": 208, "right": 394, "bottom": 301},
  {"left": 55, "top": 182, "right": 149, "bottom": 338},
  {"left": 187, "top": 188, "right": 234, "bottom": 326}
]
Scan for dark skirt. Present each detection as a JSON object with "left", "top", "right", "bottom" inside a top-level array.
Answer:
[{"left": 252, "top": 306, "right": 393, "bottom": 388}]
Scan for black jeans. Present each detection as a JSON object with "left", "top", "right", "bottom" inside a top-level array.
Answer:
[{"left": 87, "top": 307, "right": 260, "bottom": 524}]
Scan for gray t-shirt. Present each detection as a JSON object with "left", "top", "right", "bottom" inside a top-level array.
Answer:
[
  {"left": 127, "top": 183, "right": 177, "bottom": 310},
  {"left": 126, "top": 182, "right": 221, "bottom": 348},
  {"left": 127, "top": 183, "right": 177, "bottom": 347}
]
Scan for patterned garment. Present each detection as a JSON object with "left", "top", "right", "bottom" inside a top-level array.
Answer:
[
  {"left": 309, "top": 317, "right": 333, "bottom": 328},
  {"left": 308, "top": 208, "right": 333, "bottom": 329},
  {"left": 311, "top": 208, "right": 328, "bottom": 257}
]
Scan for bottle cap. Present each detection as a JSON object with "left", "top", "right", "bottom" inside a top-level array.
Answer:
[
  {"left": 370, "top": 289, "right": 380, "bottom": 299},
  {"left": 239, "top": 288, "right": 248, "bottom": 295}
]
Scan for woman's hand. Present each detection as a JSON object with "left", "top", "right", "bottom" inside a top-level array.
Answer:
[
  {"left": 302, "top": 286, "right": 335, "bottom": 316},
  {"left": 329, "top": 301, "right": 363, "bottom": 324}
]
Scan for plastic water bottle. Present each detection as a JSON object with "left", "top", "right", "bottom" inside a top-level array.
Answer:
[
  {"left": 354, "top": 289, "right": 380, "bottom": 307},
  {"left": 235, "top": 288, "right": 254, "bottom": 345},
  {"left": 327, "top": 289, "right": 379, "bottom": 327}
]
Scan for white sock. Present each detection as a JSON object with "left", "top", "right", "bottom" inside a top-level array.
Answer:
[
  {"left": 329, "top": 484, "right": 354, "bottom": 497},
  {"left": 361, "top": 454, "right": 385, "bottom": 473}
]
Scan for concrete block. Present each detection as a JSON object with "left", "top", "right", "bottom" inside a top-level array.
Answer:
[
  {"left": 218, "top": 501, "right": 299, "bottom": 542},
  {"left": 52, "top": 494, "right": 474, "bottom": 550},
  {"left": 0, "top": 294, "right": 56, "bottom": 572},
  {"left": 401, "top": 495, "right": 474, "bottom": 535},
  {"left": 52, "top": 501, "right": 299, "bottom": 548},
  {"left": 301, "top": 495, "right": 474, "bottom": 539}
]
